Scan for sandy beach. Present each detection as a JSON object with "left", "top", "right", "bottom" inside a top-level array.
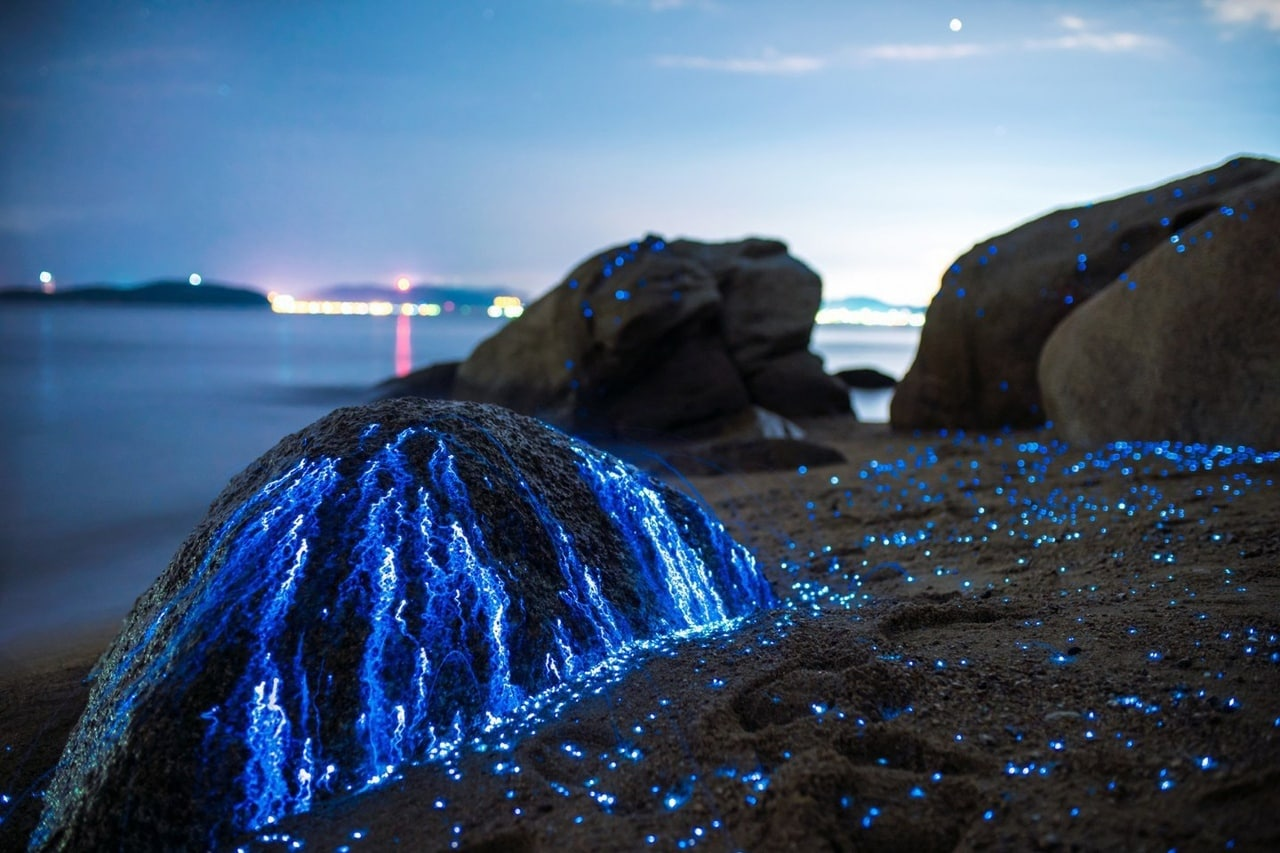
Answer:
[{"left": 4, "top": 418, "right": 1277, "bottom": 851}]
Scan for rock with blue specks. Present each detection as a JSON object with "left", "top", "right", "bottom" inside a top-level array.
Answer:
[
  {"left": 891, "top": 155, "right": 1279, "bottom": 431},
  {"left": 451, "top": 234, "right": 851, "bottom": 438},
  {"left": 1038, "top": 170, "right": 1280, "bottom": 448},
  {"left": 31, "top": 398, "right": 774, "bottom": 852}
]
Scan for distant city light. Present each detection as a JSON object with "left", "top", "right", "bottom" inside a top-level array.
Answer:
[
  {"left": 267, "top": 292, "right": 523, "bottom": 319},
  {"left": 487, "top": 295, "right": 525, "bottom": 318},
  {"left": 950, "top": 18, "right": 963, "bottom": 32},
  {"left": 396, "top": 276, "right": 411, "bottom": 292},
  {"left": 189, "top": 273, "right": 202, "bottom": 286}
]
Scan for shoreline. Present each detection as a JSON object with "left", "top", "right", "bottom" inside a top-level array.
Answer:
[{"left": 4, "top": 423, "right": 1279, "bottom": 851}]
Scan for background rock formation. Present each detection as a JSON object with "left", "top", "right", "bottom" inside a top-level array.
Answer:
[
  {"left": 891, "top": 156, "right": 1279, "bottom": 431},
  {"left": 1039, "top": 171, "right": 1280, "bottom": 448},
  {"left": 448, "top": 235, "right": 851, "bottom": 439},
  {"left": 33, "top": 399, "right": 772, "bottom": 851},
  {"left": 836, "top": 367, "right": 897, "bottom": 390},
  {"left": 376, "top": 359, "right": 459, "bottom": 400}
]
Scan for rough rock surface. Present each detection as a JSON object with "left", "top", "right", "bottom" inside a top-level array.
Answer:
[
  {"left": 32, "top": 399, "right": 773, "bottom": 852},
  {"left": 892, "top": 155, "right": 1279, "bottom": 431},
  {"left": 1039, "top": 171, "right": 1280, "bottom": 448},
  {"left": 451, "top": 235, "right": 850, "bottom": 438}
]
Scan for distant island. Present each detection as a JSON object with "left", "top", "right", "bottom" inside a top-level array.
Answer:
[
  {"left": 0, "top": 281, "right": 270, "bottom": 307},
  {"left": 815, "top": 295, "right": 925, "bottom": 326}
]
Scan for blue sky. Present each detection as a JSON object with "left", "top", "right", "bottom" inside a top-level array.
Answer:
[{"left": 1, "top": 1, "right": 1277, "bottom": 304}]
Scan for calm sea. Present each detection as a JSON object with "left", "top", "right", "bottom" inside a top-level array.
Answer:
[{"left": 0, "top": 305, "right": 919, "bottom": 650}]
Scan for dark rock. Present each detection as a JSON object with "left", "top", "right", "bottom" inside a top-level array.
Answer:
[
  {"left": 657, "top": 438, "right": 847, "bottom": 476},
  {"left": 454, "top": 238, "right": 721, "bottom": 427},
  {"left": 32, "top": 399, "right": 773, "bottom": 852},
  {"left": 453, "top": 235, "right": 850, "bottom": 438},
  {"left": 676, "top": 237, "right": 820, "bottom": 372},
  {"left": 590, "top": 327, "right": 751, "bottom": 439},
  {"left": 891, "top": 155, "right": 1279, "bottom": 431},
  {"left": 836, "top": 367, "right": 898, "bottom": 390},
  {"left": 744, "top": 349, "right": 852, "bottom": 418},
  {"left": 1039, "top": 170, "right": 1280, "bottom": 448},
  {"left": 377, "top": 360, "right": 460, "bottom": 400}
]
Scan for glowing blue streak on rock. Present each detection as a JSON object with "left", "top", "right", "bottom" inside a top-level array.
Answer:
[
  {"left": 215, "top": 461, "right": 338, "bottom": 832},
  {"left": 333, "top": 429, "right": 526, "bottom": 782},
  {"left": 421, "top": 437, "right": 519, "bottom": 725},
  {"left": 416, "top": 422, "right": 635, "bottom": 669},
  {"left": 572, "top": 446, "right": 774, "bottom": 629},
  {"left": 583, "top": 450, "right": 722, "bottom": 626},
  {"left": 544, "top": 515, "right": 630, "bottom": 664},
  {"left": 27, "top": 457, "right": 344, "bottom": 850}
]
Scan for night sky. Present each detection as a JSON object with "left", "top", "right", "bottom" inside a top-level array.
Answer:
[{"left": 1, "top": 1, "right": 1276, "bottom": 303}]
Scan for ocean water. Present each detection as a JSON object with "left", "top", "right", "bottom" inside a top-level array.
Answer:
[
  {"left": 811, "top": 323, "right": 920, "bottom": 422},
  {"left": 0, "top": 305, "right": 919, "bottom": 649}
]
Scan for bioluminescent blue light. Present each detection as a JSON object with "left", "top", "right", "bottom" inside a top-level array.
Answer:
[{"left": 34, "top": 403, "right": 773, "bottom": 849}]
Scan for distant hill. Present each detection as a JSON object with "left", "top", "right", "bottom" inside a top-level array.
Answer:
[
  {"left": 317, "top": 283, "right": 517, "bottom": 306},
  {"left": 0, "top": 281, "right": 269, "bottom": 307},
  {"left": 820, "top": 295, "right": 925, "bottom": 313},
  {"left": 815, "top": 295, "right": 926, "bottom": 326}
]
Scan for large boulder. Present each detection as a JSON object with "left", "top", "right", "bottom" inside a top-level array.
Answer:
[
  {"left": 452, "top": 235, "right": 850, "bottom": 438},
  {"left": 891, "top": 155, "right": 1279, "bottom": 431},
  {"left": 32, "top": 399, "right": 773, "bottom": 851},
  {"left": 1039, "top": 171, "right": 1280, "bottom": 448}
]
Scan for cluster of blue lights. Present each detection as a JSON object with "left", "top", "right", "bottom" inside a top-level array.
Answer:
[
  {"left": 774, "top": 436, "right": 1278, "bottom": 612},
  {"left": 574, "top": 235, "right": 670, "bottom": 321}
]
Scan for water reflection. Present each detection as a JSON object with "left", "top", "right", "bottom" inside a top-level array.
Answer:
[{"left": 395, "top": 313, "right": 412, "bottom": 377}]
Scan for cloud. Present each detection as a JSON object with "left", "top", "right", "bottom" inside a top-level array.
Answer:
[
  {"left": 857, "top": 43, "right": 987, "bottom": 61},
  {"left": 654, "top": 15, "right": 1160, "bottom": 76},
  {"left": 1204, "top": 0, "right": 1280, "bottom": 29},
  {"left": 654, "top": 49, "right": 826, "bottom": 75},
  {"left": 851, "top": 17, "right": 1160, "bottom": 63},
  {"left": 655, "top": 41, "right": 985, "bottom": 74},
  {"left": 1025, "top": 31, "right": 1158, "bottom": 51},
  {"left": 1023, "top": 15, "right": 1163, "bottom": 52}
]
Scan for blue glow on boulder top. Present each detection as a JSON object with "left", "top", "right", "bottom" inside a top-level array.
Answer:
[{"left": 32, "top": 400, "right": 773, "bottom": 852}]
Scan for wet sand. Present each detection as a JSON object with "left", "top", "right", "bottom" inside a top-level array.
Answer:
[{"left": 3, "top": 420, "right": 1278, "bottom": 851}]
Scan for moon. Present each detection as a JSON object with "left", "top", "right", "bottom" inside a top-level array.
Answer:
[{"left": 950, "top": 18, "right": 963, "bottom": 32}]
